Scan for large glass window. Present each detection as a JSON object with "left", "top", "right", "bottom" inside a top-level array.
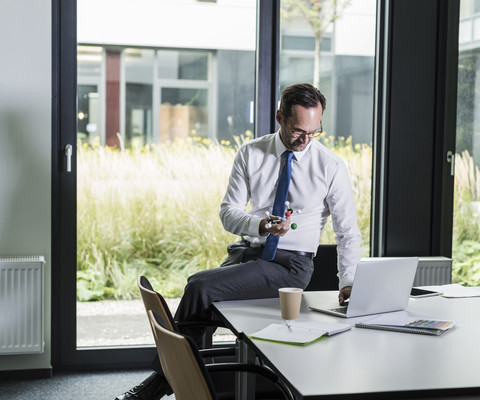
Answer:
[
  {"left": 160, "top": 87, "right": 209, "bottom": 141},
  {"left": 157, "top": 50, "right": 209, "bottom": 80},
  {"left": 280, "top": 0, "right": 376, "bottom": 256},
  {"left": 157, "top": 50, "right": 212, "bottom": 141},
  {"left": 76, "top": 0, "right": 257, "bottom": 347},
  {"left": 453, "top": 0, "right": 480, "bottom": 286}
]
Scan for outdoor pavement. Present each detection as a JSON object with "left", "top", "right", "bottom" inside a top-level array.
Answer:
[{"left": 77, "top": 298, "right": 234, "bottom": 347}]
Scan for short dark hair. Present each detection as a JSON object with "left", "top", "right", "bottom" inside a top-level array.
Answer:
[{"left": 279, "top": 83, "right": 326, "bottom": 119}]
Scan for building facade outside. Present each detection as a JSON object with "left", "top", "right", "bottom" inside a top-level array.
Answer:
[{"left": 77, "top": 0, "right": 376, "bottom": 148}]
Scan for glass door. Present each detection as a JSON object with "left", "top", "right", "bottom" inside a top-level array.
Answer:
[
  {"left": 75, "top": 0, "right": 258, "bottom": 349},
  {"left": 452, "top": 0, "right": 480, "bottom": 287}
]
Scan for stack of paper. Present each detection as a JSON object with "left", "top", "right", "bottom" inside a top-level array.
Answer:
[
  {"left": 250, "top": 320, "right": 351, "bottom": 345},
  {"left": 418, "top": 284, "right": 480, "bottom": 298}
]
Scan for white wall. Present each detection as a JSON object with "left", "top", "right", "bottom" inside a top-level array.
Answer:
[
  {"left": 77, "top": 0, "right": 257, "bottom": 50},
  {"left": 0, "top": 0, "right": 51, "bottom": 371}
]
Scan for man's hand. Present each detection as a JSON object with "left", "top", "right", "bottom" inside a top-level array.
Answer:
[
  {"left": 338, "top": 286, "right": 352, "bottom": 306},
  {"left": 259, "top": 215, "right": 291, "bottom": 237}
]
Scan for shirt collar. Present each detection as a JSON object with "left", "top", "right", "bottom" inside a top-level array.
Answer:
[{"left": 274, "top": 131, "right": 312, "bottom": 161}]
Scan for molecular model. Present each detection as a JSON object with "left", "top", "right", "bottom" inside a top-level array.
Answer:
[{"left": 265, "top": 201, "right": 302, "bottom": 230}]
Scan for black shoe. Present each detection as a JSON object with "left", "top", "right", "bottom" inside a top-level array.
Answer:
[{"left": 115, "top": 372, "right": 172, "bottom": 400}]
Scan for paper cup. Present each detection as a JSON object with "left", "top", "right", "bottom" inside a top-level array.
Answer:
[{"left": 278, "top": 287, "right": 303, "bottom": 321}]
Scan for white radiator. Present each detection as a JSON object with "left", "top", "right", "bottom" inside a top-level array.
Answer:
[
  {"left": 413, "top": 257, "right": 452, "bottom": 286},
  {"left": 0, "top": 256, "right": 44, "bottom": 354}
]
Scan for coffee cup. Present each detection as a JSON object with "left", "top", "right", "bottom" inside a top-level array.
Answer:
[{"left": 278, "top": 287, "right": 303, "bottom": 321}]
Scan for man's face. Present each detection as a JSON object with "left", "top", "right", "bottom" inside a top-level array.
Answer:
[{"left": 277, "top": 103, "right": 323, "bottom": 152}]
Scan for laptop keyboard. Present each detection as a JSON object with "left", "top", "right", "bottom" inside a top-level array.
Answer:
[{"left": 330, "top": 306, "right": 348, "bottom": 314}]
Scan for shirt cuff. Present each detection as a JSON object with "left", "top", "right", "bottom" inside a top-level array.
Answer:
[
  {"left": 248, "top": 215, "right": 266, "bottom": 237},
  {"left": 338, "top": 273, "right": 355, "bottom": 290}
]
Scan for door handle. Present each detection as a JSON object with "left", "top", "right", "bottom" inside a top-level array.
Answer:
[
  {"left": 65, "top": 144, "right": 73, "bottom": 172},
  {"left": 446, "top": 150, "right": 455, "bottom": 177}
]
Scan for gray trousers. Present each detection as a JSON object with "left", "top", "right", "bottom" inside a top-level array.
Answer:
[{"left": 173, "top": 240, "right": 314, "bottom": 344}]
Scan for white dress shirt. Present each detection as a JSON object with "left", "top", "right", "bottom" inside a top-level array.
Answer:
[{"left": 220, "top": 131, "right": 361, "bottom": 288}]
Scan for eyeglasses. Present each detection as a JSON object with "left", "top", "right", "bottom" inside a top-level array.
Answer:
[{"left": 288, "top": 121, "right": 323, "bottom": 138}]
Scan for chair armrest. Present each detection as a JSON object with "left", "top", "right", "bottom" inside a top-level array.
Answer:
[
  {"left": 176, "top": 320, "right": 226, "bottom": 329},
  {"left": 199, "top": 347, "right": 236, "bottom": 358},
  {"left": 205, "top": 363, "right": 294, "bottom": 400},
  {"left": 176, "top": 319, "right": 231, "bottom": 351}
]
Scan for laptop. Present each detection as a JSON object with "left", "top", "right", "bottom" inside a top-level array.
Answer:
[{"left": 309, "top": 257, "right": 419, "bottom": 318}]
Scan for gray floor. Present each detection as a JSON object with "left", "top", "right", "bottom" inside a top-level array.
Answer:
[
  {"left": 3, "top": 371, "right": 480, "bottom": 400},
  {"left": 0, "top": 369, "right": 175, "bottom": 400},
  {"left": 0, "top": 299, "right": 230, "bottom": 400}
]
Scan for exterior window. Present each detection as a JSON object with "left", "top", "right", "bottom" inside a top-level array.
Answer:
[
  {"left": 156, "top": 50, "right": 212, "bottom": 141},
  {"left": 279, "top": 0, "right": 376, "bottom": 256},
  {"left": 77, "top": 46, "right": 103, "bottom": 145},
  {"left": 125, "top": 49, "right": 154, "bottom": 148},
  {"left": 77, "top": 45, "right": 256, "bottom": 146},
  {"left": 460, "top": 0, "right": 480, "bottom": 42},
  {"left": 453, "top": 0, "right": 480, "bottom": 287},
  {"left": 160, "top": 88, "right": 209, "bottom": 141},
  {"left": 157, "top": 50, "right": 209, "bottom": 80}
]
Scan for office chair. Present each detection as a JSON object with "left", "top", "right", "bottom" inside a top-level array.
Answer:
[
  {"left": 304, "top": 244, "right": 339, "bottom": 291},
  {"left": 148, "top": 309, "right": 294, "bottom": 400}
]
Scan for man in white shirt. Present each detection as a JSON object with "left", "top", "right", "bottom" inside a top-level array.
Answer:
[
  {"left": 115, "top": 83, "right": 361, "bottom": 400},
  {"left": 174, "top": 82, "right": 361, "bottom": 340}
]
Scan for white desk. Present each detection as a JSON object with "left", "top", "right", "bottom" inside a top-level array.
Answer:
[{"left": 212, "top": 291, "right": 480, "bottom": 399}]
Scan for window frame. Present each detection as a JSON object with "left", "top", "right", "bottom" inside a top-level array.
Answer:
[
  {"left": 52, "top": 0, "right": 460, "bottom": 370},
  {"left": 371, "top": 0, "right": 459, "bottom": 257},
  {"left": 51, "top": 0, "right": 279, "bottom": 370}
]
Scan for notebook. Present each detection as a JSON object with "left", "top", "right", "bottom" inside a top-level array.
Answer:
[
  {"left": 309, "top": 257, "right": 419, "bottom": 318},
  {"left": 355, "top": 314, "right": 455, "bottom": 336},
  {"left": 250, "top": 320, "right": 351, "bottom": 345}
]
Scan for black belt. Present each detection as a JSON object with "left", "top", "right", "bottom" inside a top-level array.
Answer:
[
  {"left": 285, "top": 249, "right": 314, "bottom": 260},
  {"left": 244, "top": 240, "right": 314, "bottom": 260}
]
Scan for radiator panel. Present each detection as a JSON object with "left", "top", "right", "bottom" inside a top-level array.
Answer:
[
  {"left": 361, "top": 256, "right": 453, "bottom": 287},
  {"left": 0, "top": 256, "right": 44, "bottom": 354},
  {"left": 413, "top": 256, "right": 452, "bottom": 286}
]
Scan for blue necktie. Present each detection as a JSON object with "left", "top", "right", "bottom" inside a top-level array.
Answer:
[{"left": 262, "top": 151, "right": 294, "bottom": 261}]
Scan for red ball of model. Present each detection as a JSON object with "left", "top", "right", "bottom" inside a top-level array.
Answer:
[{"left": 285, "top": 211, "right": 291, "bottom": 217}]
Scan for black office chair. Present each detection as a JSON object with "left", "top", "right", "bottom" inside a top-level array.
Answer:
[{"left": 304, "top": 244, "right": 339, "bottom": 291}]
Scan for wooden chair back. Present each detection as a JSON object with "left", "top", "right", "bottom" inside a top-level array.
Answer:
[
  {"left": 137, "top": 275, "right": 177, "bottom": 332},
  {"left": 148, "top": 310, "right": 215, "bottom": 400}
]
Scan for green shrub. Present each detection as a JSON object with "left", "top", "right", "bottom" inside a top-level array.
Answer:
[
  {"left": 77, "top": 138, "right": 480, "bottom": 301},
  {"left": 77, "top": 138, "right": 238, "bottom": 300},
  {"left": 452, "top": 240, "right": 480, "bottom": 286},
  {"left": 451, "top": 151, "right": 480, "bottom": 286}
]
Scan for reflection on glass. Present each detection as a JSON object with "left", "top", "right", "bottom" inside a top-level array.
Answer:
[
  {"left": 77, "top": 46, "right": 103, "bottom": 145},
  {"left": 77, "top": 86, "right": 100, "bottom": 145},
  {"left": 453, "top": 0, "right": 480, "bottom": 287},
  {"left": 125, "top": 49, "right": 154, "bottom": 148},
  {"left": 160, "top": 88, "right": 208, "bottom": 141},
  {"left": 280, "top": 0, "right": 376, "bottom": 255},
  {"left": 158, "top": 50, "right": 209, "bottom": 81}
]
